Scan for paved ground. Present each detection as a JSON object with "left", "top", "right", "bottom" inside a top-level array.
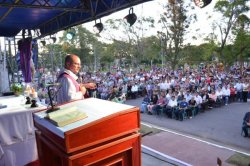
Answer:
[{"left": 125, "top": 98, "right": 250, "bottom": 166}]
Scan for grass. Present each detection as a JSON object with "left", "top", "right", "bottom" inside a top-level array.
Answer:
[
  {"left": 139, "top": 124, "right": 162, "bottom": 137},
  {"left": 226, "top": 153, "right": 250, "bottom": 166}
]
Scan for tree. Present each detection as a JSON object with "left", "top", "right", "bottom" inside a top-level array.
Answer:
[
  {"left": 179, "top": 42, "right": 218, "bottom": 66},
  {"left": 141, "top": 36, "right": 161, "bottom": 65},
  {"left": 231, "top": 14, "right": 250, "bottom": 71},
  {"left": 214, "top": 0, "right": 249, "bottom": 63},
  {"left": 60, "top": 26, "right": 98, "bottom": 68},
  {"left": 42, "top": 44, "right": 64, "bottom": 70},
  {"left": 159, "top": 0, "right": 197, "bottom": 69},
  {"left": 103, "top": 16, "right": 155, "bottom": 66}
]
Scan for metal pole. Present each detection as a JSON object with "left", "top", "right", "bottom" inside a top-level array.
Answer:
[
  {"left": 60, "top": 52, "right": 63, "bottom": 69},
  {"left": 161, "top": 35, "right": 164, "bottom": 69},
  {"left": 161, "top": 37, "right": 163, "bottom": 69},
  {"left": 50, "top": 47, "right": 55, "bottom": 83},
  {"left": 94, "top": 45, "right": 97, "bottom": 72},
  {"left": 3, "top": 38, "right": 7, "bottom": 71}
]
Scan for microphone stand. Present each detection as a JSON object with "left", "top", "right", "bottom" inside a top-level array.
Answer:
[{"left": 46, "top": 85, "right": 60, "bottom": 113}]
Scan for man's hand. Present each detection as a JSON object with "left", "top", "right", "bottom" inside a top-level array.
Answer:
[
  {"left": 80, "top": 85, "right": 87, "bottom": 95},
  {"left": 83, "top": 83, "right": 96, "bottom": 89}
]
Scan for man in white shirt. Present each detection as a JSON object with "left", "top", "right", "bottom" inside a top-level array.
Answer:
[
  {"left": 164, "top": 95, "right": 177, "bottom": 118},
  {"left": 159, "top": 80, "right": 168, "bottom": 91},
  {"left": 56, "top": 54, "right": 96, "bottom": 104},
  {"left": 194, "top": 92, "right": 202, "bottom": 110},
  {"left": 184, "top": 90, "right": 192, "bottom": 102},
  {"left": 215, "top": 86, "right": 223, "bottom": 105},
  {"left": 234, "top": 80, "right": 243, "bottom": 101},
  {"left": 222, "top": 85, "right": 230, "bottom": 105},
  {"left": 131, "top": 82, "right": 139, "bottom": 99}
]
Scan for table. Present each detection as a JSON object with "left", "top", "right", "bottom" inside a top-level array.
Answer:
[{"left": 0, "top": 95, "right": 46, "bottom": 166}]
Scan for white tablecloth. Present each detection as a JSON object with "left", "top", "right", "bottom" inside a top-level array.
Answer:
[{"left": 0, "top": 95, "right": 46, "bottom": 166}]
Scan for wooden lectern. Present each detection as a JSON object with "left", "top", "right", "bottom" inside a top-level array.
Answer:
[{"left": 33, "top": 98, "right": 141, "bottom": 166}]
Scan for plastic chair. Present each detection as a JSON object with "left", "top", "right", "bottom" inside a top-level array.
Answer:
[
  {"left": 171, "top": 107, "right": 177, "bottom": 119},
  {"left": 190, "top": 106, "right": 198, "bottom": 117},
  {"left": 178, "top": 108, "right": 187, "bottom": 121}
]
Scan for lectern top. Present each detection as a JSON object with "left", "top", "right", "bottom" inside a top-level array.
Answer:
[{"left": 33, "top": 98, "right": 135, "bottom": 138}]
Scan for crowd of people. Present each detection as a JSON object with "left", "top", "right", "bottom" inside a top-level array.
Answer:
[
  {"left": 35, "top": 56, "right": 250, "bottom": 137},
  {"left": 37, "top": 62, "right": 250, "bottom": 115},
  {"left": 89, "top": 65, "right": 249, "bottom": 120}
]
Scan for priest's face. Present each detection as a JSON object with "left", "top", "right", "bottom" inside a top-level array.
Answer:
[{"left": 68, "top": 55, "right": 81, "bottom": 74}]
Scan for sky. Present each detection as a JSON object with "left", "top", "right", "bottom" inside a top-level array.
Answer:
[{"left": 80, "top": 0, "right": 220, "bottom": 45}]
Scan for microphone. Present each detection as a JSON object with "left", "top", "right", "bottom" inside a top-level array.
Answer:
[
  {"left": 46, "top": 83, "right": 61, "bottom": 113},
  {"left": 45, "top": 83, "right": 61, "bottom": 87}
]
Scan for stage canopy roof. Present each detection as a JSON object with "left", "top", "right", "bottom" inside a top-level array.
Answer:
[{"left": 0, "top": 0, "right": 152, "bottom": 38}]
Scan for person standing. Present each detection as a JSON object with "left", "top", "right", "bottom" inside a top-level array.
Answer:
[
  {"left": 56, "top": 54, "right": 96, "bottom": 104},
  {"left": 242, "top": 79, "right": 249, "bottom": 102},
  {"left": 235, "top": 79, "right": 243, "bottom": 102},
  {"left": 242, "top": 112, "right": 250, "bottom": 137}
]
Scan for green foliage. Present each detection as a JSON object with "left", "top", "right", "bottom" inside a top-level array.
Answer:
[
  {"left": 103, "top": 15, "right": 155, "bottom": 66},
  {"left": 175, "top": 41, "right": 221, "bottom": 67},
  {"left": 231, "top": 31, "right": 250, "bottom": 64},
  {"left": 159, "top": 1, "right": 197, "bottom": 69},
  {"left": 11, "top": 83, "right": 23, "bottom": 94},
  {"left": 36, "top": 1, "right": 249, "bottom": 72},
  {"left": 59, "top": 25, "right": 98, "bottom": 67},
  {"left": 214, "top": 0, "right": 249, "bottom": 62},
  {"left": 141, "top": 36, "right": 161, "bottom": 64}
]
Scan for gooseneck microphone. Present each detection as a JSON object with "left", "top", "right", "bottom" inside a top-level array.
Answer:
[{"left": 45, "top": 83, "right": 61, "bottom": 113}]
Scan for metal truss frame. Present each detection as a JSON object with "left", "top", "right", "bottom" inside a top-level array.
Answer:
[{"left": 0, "top": 0, "right": 151, "bottom": 38}]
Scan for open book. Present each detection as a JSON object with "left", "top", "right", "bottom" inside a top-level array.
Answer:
[{"left": 46, "top": 106, "right": 87, "bottom": 127}]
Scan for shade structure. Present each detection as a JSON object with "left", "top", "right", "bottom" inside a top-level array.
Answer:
[{"left": 0, "top": 0, "right": 153, "bottom": 38}]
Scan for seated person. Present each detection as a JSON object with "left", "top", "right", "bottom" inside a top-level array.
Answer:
[
  {"left": 153, "top": 91, "right": 167, "bottom": 115},
  {"left": 215, "top": 86, "right": 223, "bottom": 106},
  {"left": 188, "top": 97, "right": 197, "bottom": 118},
  {"left": 194, "top": 91, "right": 202, "bottom": 112},
  {"left": 164, "top": 95, "right": 178, "bottom": 118},
  {"left": 107, "top": 88, "right": 116, "bottom": 101},
  {"left": 147, "top": 94, "right": 158, "bottom": 115},
  {"left": 100, "top": 86, "right": 109, "bottom": 100},
  {"left": 200, "top": 90, "right": 209, "bottom": 110},
  {"left": 131, "top": 82, "right": 139, "bottom": 99},
  {"left": 126, "top": 82, "right": 132, "bottom": 99},
  {"left": 174, "top": 97, "right": 188, "bottom": 121},
  {"left": 208, "top": 90, "right": 217, "bottom": 108},
  {"left": 229, "top": 84, "right": 236, "bottom": 103},
  {"left": 140, "top": 94, "right": 151, "bottom": 113},
  {"left": 177, "top": 91, "right": 184, "bottom": 103},
  {"left": 242, "top": 112, "right": 250, "bottom": 137}
]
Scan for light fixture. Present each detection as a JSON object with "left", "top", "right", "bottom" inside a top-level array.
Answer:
[
  {"left": 66, "top": 28, "right": 76, "bottom": 40},
  {"left": 40, "top": 40, "right": 46, "bottom": 46},
  {"left": 93, "top": 19, "right": 104, "bottom": 33},
  {"left": 193, "top": 0, "right": 212, "bottom": 8},
  {"left": 124, "top": 7, "right": 137, "bottom": 27}
]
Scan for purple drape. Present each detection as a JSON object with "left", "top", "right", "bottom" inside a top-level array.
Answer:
[
  {"left": 18, "top": 38, "right": 32, "bottom": 83},
  {"left": 32, "top": 40, "right": 38, "bottom": 69}
]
